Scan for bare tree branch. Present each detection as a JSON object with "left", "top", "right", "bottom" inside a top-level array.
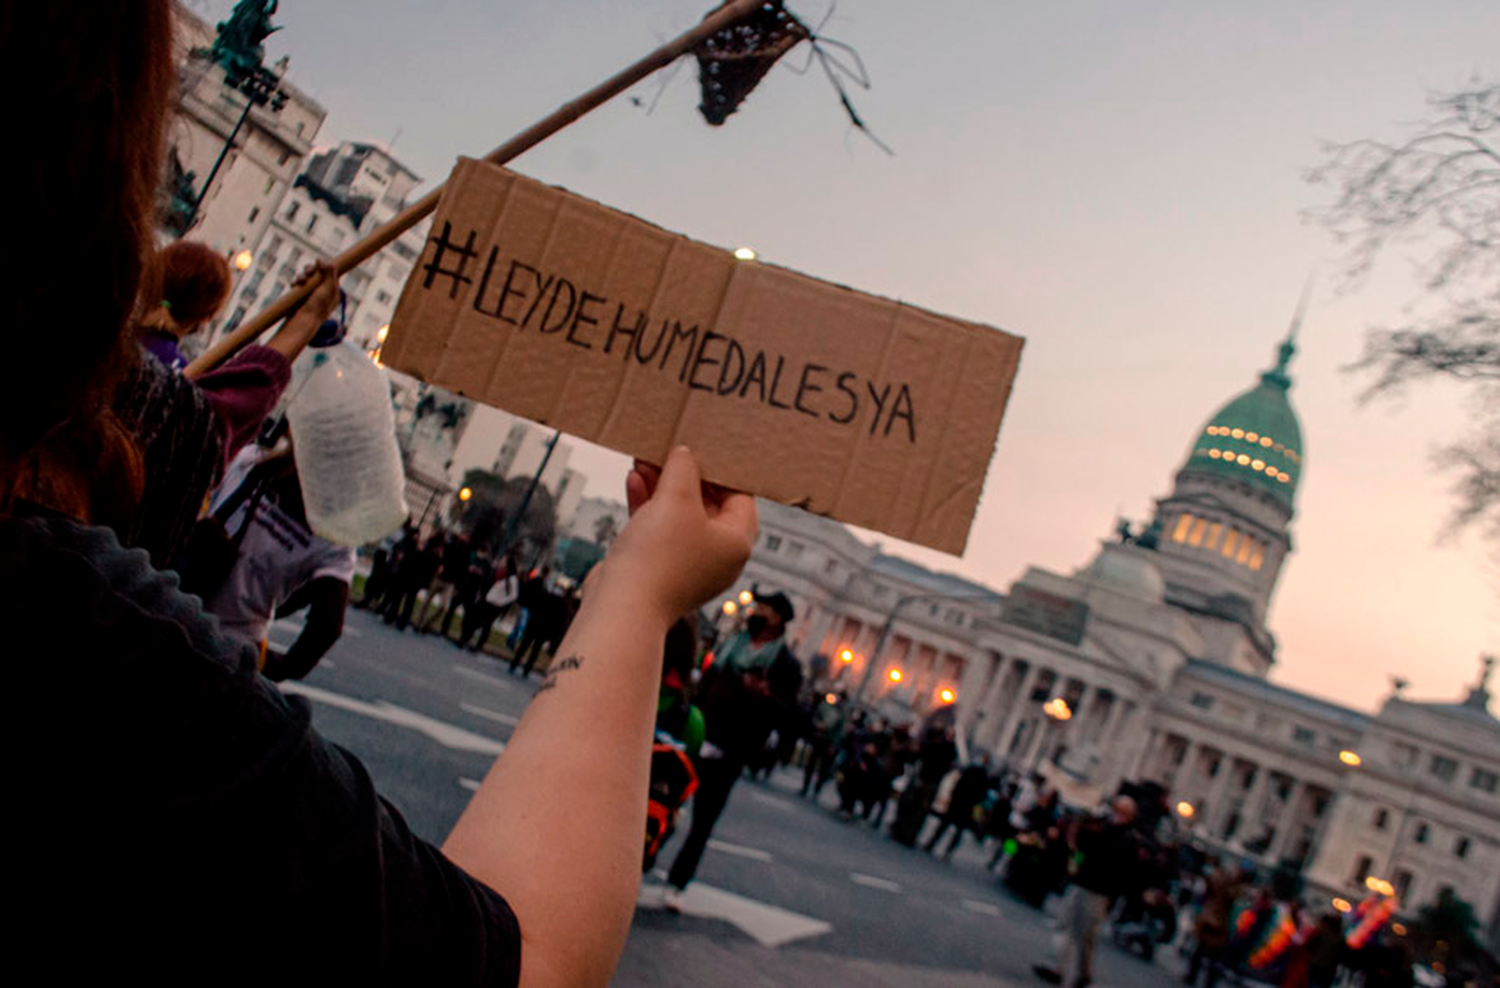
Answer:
[{"left": 1310, "top": 82, "right": 1500, "bottom": 545}]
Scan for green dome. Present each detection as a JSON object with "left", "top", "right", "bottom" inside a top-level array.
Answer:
[{"left": 1183, "top": 339, "right": 1303, "bottom": 508}]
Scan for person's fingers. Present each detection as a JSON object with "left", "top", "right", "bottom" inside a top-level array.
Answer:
[
  {"left": 710, "top": 491, "right": 758, "bottom": 545},
  {"left": 631, "top": 459, "right": 661, "bottom": 496},
  {"left": 656, "top": 446, "right": 705, "bottom": 505},
  {"left": 625, "top": 469, "right": 650, "bottom": 516}
]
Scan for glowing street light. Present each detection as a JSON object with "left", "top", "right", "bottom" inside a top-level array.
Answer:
[
  {"left": 1042, "top": 697, "right": 1073, "bottom": 722},
  {"left": 887, "top": 668, "right": 903, "bottom": 684},
  {"left": 233, "top": 249, "right": 253, "bottom": 271},
  {"left": 721, "top": 600, "right": 738, "bottom": 616},
  {"left": 737, "top": 589, "right": 754, "bottom": 606},
  {"left": 376, "top": 323, "right": 390, "bottom": 343},
  {"left": 824, "top": 692, "right": 838, "bottom": 705},
  {"left": 838, "top": 648, "right": 855, "bottom": 665},
  {"left": 457, "top": 486, "right": 473, "bottom": 502},
  {"left": 1339, "top": 750, "right": 1362, "bottom": 767},
  {"left": 1176, "top": 801, "right": 1196, "bottom": 820},
  {"left": 938, "top": 688, "right": 956, "bottom": 705},
  {"left": 1331, "top": 897, "right": 1352, "bottom": 913},
  {"left": 733, "top": 246, "right": 758, "bottom": 261}
]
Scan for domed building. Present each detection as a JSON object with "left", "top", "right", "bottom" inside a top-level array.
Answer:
[{"left": 723, "top": 330, "right": 1500, "bottom": 941}]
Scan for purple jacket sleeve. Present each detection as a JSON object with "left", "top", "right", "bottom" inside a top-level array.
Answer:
[{"left": 193, "top": 345, "right": 292, "bottom": 467}]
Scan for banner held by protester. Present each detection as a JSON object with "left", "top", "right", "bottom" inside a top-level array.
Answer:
[{"left": 383, "top": 157, "right": 1024, "bottom": 554}]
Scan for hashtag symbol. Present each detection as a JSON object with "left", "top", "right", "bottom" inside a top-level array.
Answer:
[{"left": 422, "top": 221, "right": 479, "bottom": 300}]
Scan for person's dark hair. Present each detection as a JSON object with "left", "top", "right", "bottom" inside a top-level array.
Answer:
[
  {"left": 0, "top": 3, "right": 175, "bottom": 521},
  {"left": 758, "top": 591, "right": 795, "bottom": 624},
  {"left": 140, "top": 241, "right": 234, "bottom": 336}
]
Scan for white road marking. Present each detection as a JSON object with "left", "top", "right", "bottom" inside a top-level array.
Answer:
[
  {"left": 460, "top": 702, "right": 520, "bottom": 726},
  {"left": 459, "top": 777, "right": 482, "bottom": 792},
  {"left": 637, "top": 882, "right": 831, "bottom": 948},
  {"left": 849, "top": 873, "right": 904, "bottom": 893},
  {"left": 452, "top": 664, "right": 518, "bottom": 691},
  {"left": 279, "top": 682, "right": 505, "bottom": 756},
  {"left": 963, "top": 899, "right": 1002, "bottom": 916},
  {"left": 707, "top": 839, "right": 774, "bottom": 862}
]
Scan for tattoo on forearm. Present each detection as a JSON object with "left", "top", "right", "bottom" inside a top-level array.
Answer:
[{"left": 535, "top": 654, "right": 585, "bottom": 694}]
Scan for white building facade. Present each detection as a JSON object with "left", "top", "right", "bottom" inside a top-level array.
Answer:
[{"left": 714, "top": 340, "right": 1500, "bottom": 945}]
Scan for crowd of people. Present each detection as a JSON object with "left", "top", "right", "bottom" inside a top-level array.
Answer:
[{"left": 696, "top": 681, "right": 1455, "bottom": 988}]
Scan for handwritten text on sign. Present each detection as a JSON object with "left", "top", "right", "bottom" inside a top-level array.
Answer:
[{"left": 383, "top": 158, "right": 1024, "bottom": 554}]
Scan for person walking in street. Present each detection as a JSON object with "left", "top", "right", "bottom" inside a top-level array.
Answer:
[
  {"left": 1033, "top": 795, "right": 1141, "bottom": 988},
  {"left": 662, "top": 591, "right": 800, "bottom": 911},
  {"left": 416, "top": 531, "right": 471, "bottom": 636},
  {"left": 384, "top": 530, "right": 441, "bottom": 631},
  {"left": 510, "top": 567, "right": 563, "bottom": 677},
  {"left": 800, "top": 691, "right": 846, "bottom": 797},
  {"left": 460, "top": 555, "right": 518, "bottom": 653},
  {"left": 197, "top": 431, "right": 355, "bottom": 682},
  {"left": 924, "top": 754, "right": 992, "bottom": 860},
  {"left": 1184, "top": 859, "right": 1251, "bottom": 988},
  {"left": 892, "top": 722, "right": 958, "bottom": 845}
]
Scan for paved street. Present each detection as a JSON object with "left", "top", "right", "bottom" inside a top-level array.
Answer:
[{"left": 273, "top": 608, "right": 1178, "bottom": 987}]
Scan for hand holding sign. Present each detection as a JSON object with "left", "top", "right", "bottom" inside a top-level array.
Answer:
[{"left": 598, "top": 447, "right": 757, "bottom": 624}]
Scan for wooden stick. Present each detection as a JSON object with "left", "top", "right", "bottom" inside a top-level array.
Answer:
[{"left": 186, "top": 0, "right": 765, "bottom": 379}]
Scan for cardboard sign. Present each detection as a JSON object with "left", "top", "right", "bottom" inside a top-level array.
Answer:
[{"left": 383, "top": 157, "right": 1024, "bottom": 553}]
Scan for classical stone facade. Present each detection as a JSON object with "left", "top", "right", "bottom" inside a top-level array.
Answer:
[{"left": 718, "top": 340, "right": 1500, "bottom": 947}]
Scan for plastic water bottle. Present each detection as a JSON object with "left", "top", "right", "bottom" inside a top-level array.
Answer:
[{"left": 286, "top": 340, "right": 408, "bottom": 546}]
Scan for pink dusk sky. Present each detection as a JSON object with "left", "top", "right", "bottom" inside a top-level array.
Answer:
[{"left": 200, "top": 0, "right": 1498, "bottom": 712}]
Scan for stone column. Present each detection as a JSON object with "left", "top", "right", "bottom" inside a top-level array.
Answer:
[
  {"left": 1202, "top": 752, "right": 1237, "bottom": 837},
  {"left": 995, "top": 664, "right": 1041, "bottom": 766},
  {"left": 969, "top": 654, "right": 1011, "bottom": 747},
  {"left": 1268, "top": 780, "right": 1305, "bottom": 861}
]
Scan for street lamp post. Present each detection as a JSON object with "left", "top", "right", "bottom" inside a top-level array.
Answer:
[{"left": 179, "top": 1, "right": 290, "bottom": 234}]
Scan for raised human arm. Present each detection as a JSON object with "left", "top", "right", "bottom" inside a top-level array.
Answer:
[
  {"left": 442, "top": 447, "right": 755, "bottom": 987},
  {"left": 261, "top": 261, "right": 340, "bottom": 363}
]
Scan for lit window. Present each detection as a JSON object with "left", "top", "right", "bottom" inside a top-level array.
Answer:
[
  {"left": 1251, "top": 459, "right": 1265, "bottom": 471},
  {"left": 1231, "top": 428, "right": 1245, "bottom": 439},
  {"left": 1209, "top": 449, "right": 1223, "bottom": 460},
  {"left": 1237, "top": 538, "right": 1253, "bottom": 564},
  {"left": 1206, "top": 426, "right": 1218, "bottom": 436},
  {"left": 1221, "top": 530, "right": 1240, "bottom": 558},
  {"left": 1172, "top": 514, "right": 1194, "bottom": 543},
  {"left": 1278, "top": 474, "right": 1290, "bottom": 484},
  {"left": 1236, "top": 454, "right": 1251, "bottom": 466},
  {"left": 1248, "top": 545, "right": 1265, "bottom": 571},
  {"left": 1246, "top": 431, "right": 1259, "bottom": 442},
  {"left": 1205, "top": 522, "right": 1223, "bottom": 550},
  {"left": 1260, "top": 436, "right": 1273, "bottom": 447},
  {"left": 1188, "top": 517, "right": 1208, "bottom": 547}
]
